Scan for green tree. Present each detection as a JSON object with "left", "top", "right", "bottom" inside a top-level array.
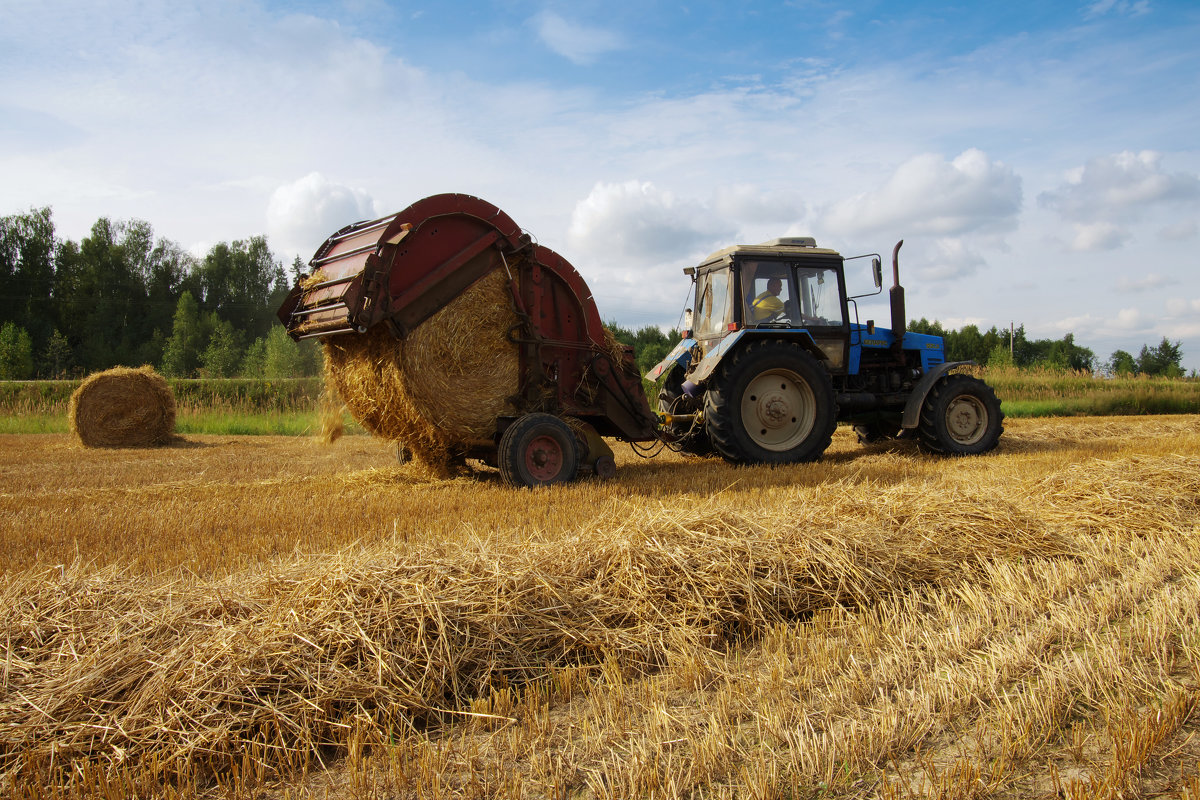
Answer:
[
  {"left": 0, "top": 208, "right": 57, "bottom": 364},
  {"left": 41, "top": 328, "right": 73, "bottom": 378},
  {"left": 193, "top": 237, "right": 287, "bottom": 340},
  {"left": 161, "top": 292, "right": 208, "bottom": 377},
  {"left": 0, "top": 321, "right": 34, "bottom": 379},
  {"left": 1135, "top": 337, "right": 1184, "bottom": 377},
  {"left": 1107, "top": 349, "right": 1137, "bottom": 376},
  {"left": 200, "top": 315, "right": 244, "bottom": 378},
  {"left": 241, "top": 336, "right": 268, "bottom": 377},
  {"left": 263, "top": 325, "right": 307, "bottom": 378}
]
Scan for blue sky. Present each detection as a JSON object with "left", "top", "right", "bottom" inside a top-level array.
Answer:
[{"left": 3, "top": 0, "right": 1199, "bottom": 368}]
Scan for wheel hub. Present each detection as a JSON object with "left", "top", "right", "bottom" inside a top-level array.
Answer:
[
  {"left": 525, "top": 434, "right": 564, "bottom": 481},
  {"left": 741, "top": 369, "right": 816, "bottom": 451},
  {"left": 759, "top": 393, "right": 791, "bottom": 427},
  {"left": 945, "top": 396, "right": 986, "bottom": 444}
]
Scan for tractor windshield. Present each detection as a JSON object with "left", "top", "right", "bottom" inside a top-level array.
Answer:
[{"left": 740, "top": 260, "right": 844, "bottom": 328}]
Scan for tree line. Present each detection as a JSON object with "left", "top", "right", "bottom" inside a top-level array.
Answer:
[
  {"left": 0, "top": 206, "right": 1187, "bottom": 381},
  {"left": 0, "top": 208, "right": 321, "bottom": 380},
  {"left": 906, "top": 318, "right": 1186, "bottom": 377}
]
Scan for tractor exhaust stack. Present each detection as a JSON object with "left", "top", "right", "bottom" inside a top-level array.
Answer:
[{"left": 889, "top": 240, "right": 905, "bottom": 349}]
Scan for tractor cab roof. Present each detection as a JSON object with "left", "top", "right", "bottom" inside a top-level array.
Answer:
[{"left": 687, "top": 238, "right": 842, "bottom": 274}]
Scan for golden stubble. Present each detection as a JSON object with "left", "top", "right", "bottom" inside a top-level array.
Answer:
[{"left": 1, "top": 414, "right": 1199, "bottom": 798}]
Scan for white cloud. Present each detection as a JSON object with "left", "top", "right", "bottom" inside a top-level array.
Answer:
[
  {"left": 266, "top": 173, "right": 380, "bottom": 263},
  {"left": 1159, "top": 220, "right": 1198, "bottom": 241},
  {"left": 1052, "top": 308, "right": 1146, "bottom": 338},
  {"left": 567, "top": 180, "right": 735, "bottom": 265},
  {"left": 1069, "top": 221, "right": 1131, "bottom": 252},
  {"left": 1039, "top": 151, "right": 1200, "bottom": 223},
  {"left": 711, "top": 184, "right": 805, "bottom": 226},
  {"left": 1085, "top": 0, "right": 1152, "bottom": 18},
  {"left": 1165, "top": 297, "right": 1200, "bottom": 315},
  {"left": 534, "top": 11, "right": 624, "bottom": 65},
  {"left": 1116, "top": 272, "right": 1176, "bottom": 292},
  {"left": 915, "top": 238, "right": 987, "bottom": 281},
  {"left": 819, "top": 149, "right": 1022, "bottom": 238},
  {"left": 1114, "top": 307, "right": 1145, "bottom": 329}
]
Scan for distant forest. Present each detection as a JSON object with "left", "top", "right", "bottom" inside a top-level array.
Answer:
[{"left": 0, "top": 207, "right": 1188, "bottom": 380}]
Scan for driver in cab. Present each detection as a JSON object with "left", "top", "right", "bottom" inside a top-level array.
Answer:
[{"left": 750, "top": 277, "right": 785, "bottom": 322}]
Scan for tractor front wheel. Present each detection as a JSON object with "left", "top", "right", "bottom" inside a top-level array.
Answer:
[
  {"left": 705, "top": 340, "right": 836, "bottom": 464},
  {"left": 498, "top": 413, "right": 580, "bottom": 487},
  {"left": 917, "top": 374, "right": 1004, "bottom": 455}
]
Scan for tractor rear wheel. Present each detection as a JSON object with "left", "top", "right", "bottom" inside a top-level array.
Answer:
[
  {"left": 705, "top": 340, "right": 836, "bottom": 464},
  {"left": 917, "top": 374, "right": 1003, "bottom": 455},
  {"left": 498, "top": 413, "right": 580, "bottom": 487}
]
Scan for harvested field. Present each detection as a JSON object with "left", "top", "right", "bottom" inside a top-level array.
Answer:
[{"left": 1, "top": 415, "right": 1199, "bottom": 798}]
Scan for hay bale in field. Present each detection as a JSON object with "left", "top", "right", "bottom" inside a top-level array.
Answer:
[
  {"left": 323, "top": 268, "right": 520, "bottom": 473},
  {"left": 68, "top": 366, "right": 176, "bottom": 448}
]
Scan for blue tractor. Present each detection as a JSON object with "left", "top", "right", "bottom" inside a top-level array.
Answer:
[{"left": 649, "top": 238, "right": 1003, "bottom": 463}]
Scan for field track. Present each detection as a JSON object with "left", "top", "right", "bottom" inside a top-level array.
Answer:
[{"left": 2, "top": 415, "right": 1199, "bottom": 798}]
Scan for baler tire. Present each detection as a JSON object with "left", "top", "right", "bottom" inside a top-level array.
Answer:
[
  {"left": 498, "top": 413, "right": 580, "bottom": 487},
  {"left": 704, "top": 340, "right": 836, "bottom": 465},
  {"left": 917, "top": 374, "right": 1004, "bottom": 456}
]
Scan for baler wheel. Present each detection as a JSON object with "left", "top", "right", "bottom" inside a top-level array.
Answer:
[
  {"left": 917, "top": 374, "right": 1003, "bottom": 455},
  {"left": 498, "top": 413, "right": 580, "bottom": 487},
  {"left": 705, "top": 339, "right": 836, "bottom": 464}
]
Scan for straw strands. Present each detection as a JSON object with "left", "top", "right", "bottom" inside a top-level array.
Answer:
[
  {"left": 3, "top": 454, "right": 1145, "bottom": 791},
  {"left": 322, "top": 269, "right": 519, "bottom": 474},
  {"left": 2, "top": 416, "right": 1199, "bottom": 797},
  {"left": 67, "top": 365, "right": 176, "bottom": 448}
]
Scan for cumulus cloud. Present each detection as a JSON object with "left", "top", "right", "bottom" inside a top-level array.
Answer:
[
  {"left": 819, "top": 149, "right": 1021, "bottom": 238},
  {"left": 1114, "top": 307, "right": 1145, "bottom": 329},
  {"left": 1160, "top": 220, "right": 1198, "bottom": 241},
  {"left": 1039, "top": 151, "right": 1200, "bottom": 224},
  {"left": 1165, "top": 297, "right": 1200, "bottom": 315},
  {"left": 1116, "top": 273, "right": 1176, "bottom": 292},
  {"left": 913, "top": 238, "right": 988, "bottom": 281},
  {"left": 567, "top": 180, "right": 735, "bottom": 265},
  {"left": 266, "top": 173, "right": 380, "bottom": 262},
  {"left": 711, "top": 184, "right": 805, "bottom": 226},
  {"left": 1069, "top": 221, "right": 1131, "bottom": 252},
  {"left": 1053, "top": 307, "right": 1146, "bottom": 337},
  {"left": 534, "top": 11, "right": 624, "bottom": 65}
]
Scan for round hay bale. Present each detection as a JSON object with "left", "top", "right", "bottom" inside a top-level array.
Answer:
[
  {"left": 323, "top": 268, "right": 520, "bottom": 473},
  {"left": 69, "top": 366, "right": 176, "bottom": 448}
]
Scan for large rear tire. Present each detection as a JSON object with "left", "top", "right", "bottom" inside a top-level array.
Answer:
[
  {"left": 705, "top": 340, "right": 836, "bottom": 464},
  {"left": 498, "top": 413, "right": 580, "bottom": 487},
  {"left": 917, "top": 374, "right": 1003, "bottom": 455}
]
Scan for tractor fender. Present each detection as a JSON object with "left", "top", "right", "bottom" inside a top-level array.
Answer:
[
  {"left": 646, "top": 337, "right": 698, "bottom": 381},
  {"left": 900, "top": 361, "right": 977, "bottom": 429},
  {"left": 688, "top": 329, "right": 823, "bottom": 385}
]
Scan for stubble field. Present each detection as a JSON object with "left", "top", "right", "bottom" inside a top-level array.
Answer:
[{"left": 2, "top": 415, "right": 1199, "bottom": 798}]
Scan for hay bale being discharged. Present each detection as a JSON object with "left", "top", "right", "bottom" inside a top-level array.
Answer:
[
  {"left": 323, "top": 268, "right": 520, "bottom": 472},
  {"left": 69, "top": 366, "right": 176, "bottom": 448}
]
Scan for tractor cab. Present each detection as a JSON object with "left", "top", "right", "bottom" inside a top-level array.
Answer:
[{"left": 659, "top": 239, "right": 853, "bottom": 383}]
